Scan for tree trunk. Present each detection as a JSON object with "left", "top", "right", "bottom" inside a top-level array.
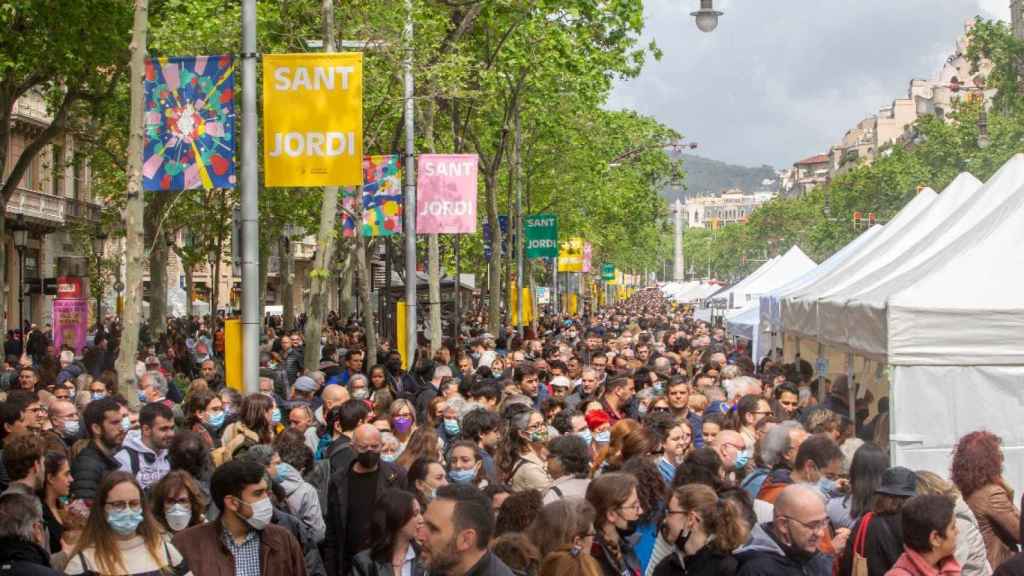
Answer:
[
  {"left": 210, "top": 189, "right": 226, "bottom": 319},
  {"left": 355, "top": 192, "right": 377, "bottom": 367},
  {"left": 340, "top": 250, "right": 354, "bottom": 319},
  {"left": 485, "top": 172, "right": 502, "bottom": 335},
  {"left": 148, "top": 225, "right": 168, "bottom": 337},
  {"left": 303, "top": 0, "right": 340, "bottom": 370},
  {"left": 115, "top": 0, "right": 149, "bottom": 410},
  {"left": 185, "top": 264, "right": 194, "bottom": 317},
  {"left": 280, "top": 234, "right": 294, "bottom": 330},
  {"left": 0, "top": 216, "right": 6, "bottom": 333},
  {"left": 422, "top": 98, "right": 442, "bottom": 353},
  {"left": 258, "top": 242, "right": 269, "bottom": 320}
]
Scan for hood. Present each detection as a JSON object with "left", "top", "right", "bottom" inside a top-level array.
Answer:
[
  {"left": 277, "top": 462, "right": 304, "bottom": 492},
  {"left": 735, "top": 522, "right": 786, "bottom": 558},
  {"left": 122, "top": 429, "right": 162, "bottom": 456}
]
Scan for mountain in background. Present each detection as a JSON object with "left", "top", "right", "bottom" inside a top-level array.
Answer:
[{"left": 662, "top": 153, "right": 779, "bottom": 202}]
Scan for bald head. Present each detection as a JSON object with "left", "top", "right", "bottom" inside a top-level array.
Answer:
[
  {"left": 354, "top": 423, "right": 381, "bottom": 445},
  {"left": 322, "top": 384, "right": 350, "bottom": 413},
  {"left": 712, "top": 429, "right": 745, "bottom": 469},
  {"left": 773, "top": 484, "right": 827, "bottom": 554}
]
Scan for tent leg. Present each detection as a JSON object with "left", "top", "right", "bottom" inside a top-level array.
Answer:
[
  {"left": 847, "top": 351, "right": 856, "bottom": 426},
  {"left": 817, "top": 342, "right": 826, "bottom": 403}
]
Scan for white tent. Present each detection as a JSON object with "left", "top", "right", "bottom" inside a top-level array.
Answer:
[
  {"left": 669, "top": 282, "right": 720, "bottom": 303},
  {"left": 710, "top": 256, "right": 779, "bottom": 309},
  {"left": 780, "top": 186, "right": 938, "bottom": 341},
  {"left": 817, "top": 173, "right": 983, "bottom": 356}
]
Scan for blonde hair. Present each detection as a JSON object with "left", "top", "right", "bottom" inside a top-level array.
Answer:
[{"left": 915, "top": 470, "right": 960, "bottom": 499}]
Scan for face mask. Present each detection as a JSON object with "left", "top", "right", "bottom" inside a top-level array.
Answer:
[
  {"left": 818, "top": 477, "right": 838, "bottom": 497},
  {"left": 617, "top": 519, "right": 639, "bottom": 539},
  {"left": 241, "top": 496, "right": 273, "bottom": 530},
  {"left": 637, "top": 404, "right": 649, "bottom": 417},
  {"left": 224, "top": 405, "right": 235, "bottom": 417},
  {"left": 443, "top": 419, "right": 460, "bottom": 436},
  {"left": 356, "top": 451, "right": 381, "bottom": 469},
  {"left": 107, "top": 508, "right": 144, "bottom": 536},
  {"left": 92, "top": 392, "right": 106, "bottom": 401},
  {"left": 274, "top": 462, "right": 294, "bottom": 484},
  {"left": 653, "top": 382, "right": 664, "bottom": 394},
  {"left": 449, "top": 468, "right": 476, "bottom": 484},
  {"left": 382, "top": 453, "right": 398, "bottom": 463},
  {"left": 352, "top": 388, "right": 369, "bottom": 401},
  {"left": 165, "top": 503, "right": 192, "bottom": 532},
  {"left": 121, "top": 416, "right": 132, "bottom": 431},
  {"left": 674, "top": 523, "right": 692, "bottom": 552},
  {"left": 658, "top": 457, "right": 676, "bottom": 483},
  {"left": 393, "top": 417, "right": 413, "bottom": 434},
  {"left": 577, "top": 430, "right": 593, "bottom": 445},
  {"left": 734, "top": 450, "right": 751, "bottom": 470},
  {"left": 594, "top": 430, "right": 611, "bottom": 444},
  {"left": 63, "top": 419, "right": 80, "bottom": 437},
  {"left": 59, "top": 495, "right": 70, "bottom": 506},
  {"left": 528, "top": 429, "right": 548, "bottom": 443},
  {"left": 271, "top": 408, "right": 281, "bottom": 424},
  {"left": 138, "top": 390, "right": 148, "bottom": 403},
  {"left": 207, "top": 410, "right": 226, "bottom": 429}
]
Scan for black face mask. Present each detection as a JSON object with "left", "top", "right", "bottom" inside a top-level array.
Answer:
[
  {"left": 674, "top": 527, "right": 691, "bottom": 552},
  {"left": 356, "top": 451, "right": 380, "bottom": 469},
  {"left": 617, "top": 519, "right": 639, "bottom": 539}
]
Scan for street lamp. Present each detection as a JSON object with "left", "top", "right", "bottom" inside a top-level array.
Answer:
[
  {"left": 691, "top": 0, "right": 723, "bottom": 33},
  {"left": 11, "top": 218, "right": 29, "bottom": 332},
  {"left": 92, "top": 226, "right": 108, "bottom": 321}
]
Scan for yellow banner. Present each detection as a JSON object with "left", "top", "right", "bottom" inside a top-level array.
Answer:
[
  {"left": 224, "top": 319, "right": 243, "bottom": 392},
  {"left": 558, "top": 238, "right": 584, "bottom": 272},
  {"left": 263, "top": 53, "right": 364, "bottom": 187}
]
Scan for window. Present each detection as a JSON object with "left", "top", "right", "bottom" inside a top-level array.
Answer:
[{"left": 52, "top": 144, "right": 65, "bottom": 196}]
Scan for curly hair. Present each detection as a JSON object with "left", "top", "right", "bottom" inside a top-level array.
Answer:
[
  {"left": 495, "top": 489, "right": 544, "bottom": 537},
  {"left": 273, "top": 427, "right": 314, "bottom": 474},
  {"left": 621, "top": 456, "right": 665, "bottom": 524},
  {"left": 951, "top": 430, "right": 1004, "bottom": 499}
]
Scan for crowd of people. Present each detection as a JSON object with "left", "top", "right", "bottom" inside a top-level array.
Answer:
[{"left": 0, "top": 288, "right": 1022, "bottom": 576}]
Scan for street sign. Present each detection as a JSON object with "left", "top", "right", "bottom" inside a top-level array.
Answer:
[
  {"left": 524, "top": 213, "right": 558, "bottom": 259},
  {"left": 601, "top": 263, "right": 615, "bottom": 281}
]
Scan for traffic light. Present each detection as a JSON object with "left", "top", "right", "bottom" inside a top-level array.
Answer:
[{"left": 868, "top": 212, "right": 876, "bottom": 225}]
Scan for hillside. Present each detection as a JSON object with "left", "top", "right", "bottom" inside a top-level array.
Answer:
[{"left": 663, "top": 153, "right": 778, "bottom": 201}]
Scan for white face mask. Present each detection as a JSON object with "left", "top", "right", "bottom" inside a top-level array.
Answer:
[
  {"left": 165, "top": 503, "right": 192, "bottom": 532},
  {"left": 241, "top": 496, "right": 273, "bottom": 530}
]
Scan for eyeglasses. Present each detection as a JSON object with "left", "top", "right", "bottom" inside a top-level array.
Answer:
[
  {"left": 618, "top": 501, "right": 642, "bottom": 513},
  {"left": 106, "top": 499, "right": 143, "bottom": 512},
  {"left": 165, "top": 496, "right": 191, "bottom": 506},
  {"left": 783, "top": 515, "right": 829, "bottom": 533}
]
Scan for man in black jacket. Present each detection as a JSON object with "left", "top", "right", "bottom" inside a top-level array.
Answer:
[
  {"left": 324, "top": 399, "right": 369, "bottom": 475},
  {"left": 0, "top": 492, "right": 59, "bottom": 575},
  {"left": 421, "top": 484, "right": 515, "bottom": 576},
  {"left": 69, "top": 398, "right": 124, "bottom": 503},
  {"left": 735, "top": 484, "right": 833, "bottom": 576},
  {"left": 324, "top": 424, "right": 407, "bottom": 576}
]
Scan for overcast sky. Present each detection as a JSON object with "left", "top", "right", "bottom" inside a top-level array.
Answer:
[{"left": 608, "top": 0, "right": 1011, "bottom": 169}]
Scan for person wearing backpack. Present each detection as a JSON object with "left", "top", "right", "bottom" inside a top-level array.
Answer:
[{"left": 114, "top": 402, "right": 174, "bottom": 492}]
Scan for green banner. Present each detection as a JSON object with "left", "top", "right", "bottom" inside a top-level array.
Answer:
[
  {"left": 524, "top": 213, "right": 558, "bottom": 259},
  {"left": 601, "top": 263, "right": 615, "bottom": 281}
]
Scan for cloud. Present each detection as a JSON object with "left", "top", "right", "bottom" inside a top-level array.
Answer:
[{"left": 608, "top": 0, "right": 1010, "bottom": 168}]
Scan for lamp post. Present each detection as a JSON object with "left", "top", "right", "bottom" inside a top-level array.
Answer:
[
  {"left": 691, "top": 0, "right": 724, "bottom": 33},
  {"left": 12, "top": 220, "right": 29, "bottom": 332},
  {"left": 92, "top": 226, "right": 108, "bottom": 322}
]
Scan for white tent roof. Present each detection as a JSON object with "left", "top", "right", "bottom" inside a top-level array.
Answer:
[
  {"left": 720, "top": 246, "right": 816, "bottom": 309},
  {"left": 671, "top": 282, "right": 720, "bottom": 303},
  {"left": 725, "top": 303, "right": 758, "bottom": 340},
  {"left": 847, "top": 154, "right": 1024, "bottom": 364},
  {"left": 817, "top": 172, "right": 983, "bottom": 358},
  {"left": 780, "top": 187, "right": 938, "bottom": 339},
  {"left": 711, "top": 256, "right": 778, "bottom": 308},
  {"left": 759, "top": 225, "right": 883, "bottom": 334}
]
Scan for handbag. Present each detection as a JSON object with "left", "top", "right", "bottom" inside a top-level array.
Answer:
[{"left": 851, "top": 512, "right": 874, "bottom": 576}]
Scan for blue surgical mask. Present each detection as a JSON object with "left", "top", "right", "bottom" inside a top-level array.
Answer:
[
  {"left": 92, "top": 392, "right": 106, "bottom": 401},
  {"left": 443, "top": 418, "right": 460, "bottom": 436},
  {"left": 107, "top": 508, "right": 144, "bottom": 536},
  {"left": 449, "top": 468, "right": 476, "bottom": 484},
  {"left": 594, "top": 430, "right": 611, "bottom": 444},
  {"left": 734, "top": 450, "right": 751, "bottom": 470},
  {"left": 208, "top": 410, "right": 226, "bottom": 429},
  {"left": 382, "top": 453, "right": 398, "bottom": 463},
  {"left": 63, "top": 419, "right": 80, "bottom": 437},
  {"left": 274, "top": 463, "right": 293, "bottom": 484},
  {"left": 271, "top": 408, "right": 281, "bottom": 424},
  {"left": 138, "top": 390, "right": 148, "bottom": 403},
  {"left": 653, "top": 382, "right": 664, "bottom": 394},
  {"left": 658, "top": 457, "right": 676, "bottom": 484},
  {"left": 121, "top": 416, "right": 132, "bottom": 431},
  {"left": 818, "top": 477, "right": 838, "bottom": 497},
  {"left": 577, "top": 430, "right": 593, "bottom": 445}
]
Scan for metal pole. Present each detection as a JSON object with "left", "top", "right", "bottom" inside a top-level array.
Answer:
[
  {"left": 402, "top": 0, "right": 418, "bottom": 365},
  {"left": 240, "top": 0, "right": 260, "bottom": 393},
  {"left": 454, "top": 236, "right": 461, "bottom": 343},
  {"left": 847, "top": 351, "right": 856, "bottom": 426},
  {"left": 514, "top": 105, "right": 524, "bottom": 337},
  {"left": 552, "top": 258, "right": 558, "bottom": 315},
  {"left": 17, "top": 249, "right": 24, "bottom": 332}
]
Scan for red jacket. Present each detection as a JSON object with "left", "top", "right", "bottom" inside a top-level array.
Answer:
[{"left": 885, "top": 548, "right": 961, "bottom": 576}]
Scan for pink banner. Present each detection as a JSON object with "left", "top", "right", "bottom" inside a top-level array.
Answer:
[
  {"left": 582, "top": 242, "right": 593, "bottom": 273},
  {"left": 416, "top": 154, "right": 478, "bottom": 234},
  {"left": 53, "top": 299, "right": 89, "bottom": 355}
]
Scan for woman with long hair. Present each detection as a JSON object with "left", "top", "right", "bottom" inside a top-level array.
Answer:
[
  {"left": 149, "top": 470, "right": 206, "bottom": 534},
  {"left": 838, "top": 466, "right": 919, "bottom": 576},
  {"left": 446, "top": 440, "right": 491, "bottom": 488},
  {"left": 606, "top": 428, "right": 659, "bottom": 472},
  {"left": 828, "top": 442, "right": 887, "bottom": 530},
  {"left": 408, "top": 457, "right": 448, "bottom": 510},
  {"left": 217, "top": 393, "right": 274, "bottom": 465},
  {"left": 351, "top": 489, "right": 425, "bottom": 576},
  {"left": 389, "top": 399, "right": 418, "bottom": 454},
  {"left": 500, "top": 405, "right": 553, "bottom": 492},
  {"left": 591, "top": 419, "right": 641, "bottom": 475},
  {"left": 952, "top": 430, "right": 1020, "bottom": 570},
  {"left": 183, "top": 388, "right": 223, "bottom": 449},
  {"left": 368, "top": 365, "right": 394, "bottom": 415},
  {"left": 621, "top": 457, "right": 668, "bottom": 573},
  {"left": 395, "top": 427, "right": 441, "bottom": 472},
  {"left": 915, "top": 470, "right": 991, "bottom": 576},
  {"left": 43, "top": 450, "right": 72, "bottom": 552},
  {"left": 586, "top": 472, "right": 643, "bottom": 576},
  {"left": 650, "top": 483, "right": 749, "bottom": 576},
  {"left": 63, "top": 471, "right": 189, "bottom": 575},
  {"left": 529, "top": 498, "right": 602, "bottom": 576}
]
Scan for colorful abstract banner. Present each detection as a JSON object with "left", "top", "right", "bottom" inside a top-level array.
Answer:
[
  {"left": 416, "top": 154, "right": 478, "bottom": 234},
  {"left": 53, "top": 299, "right": 89, "bottom": 355},
  {"left": 341, "top": 155, "right": 402, "bottom": 237},
  {"left": 143, "top": 55, "right": 236, "bottom": 191},
  {"left": 263, "top": 53, "right": 363, "bottom": 187},
  {"left": 558, "top": 238, "right": 585, "bottom": 272}
]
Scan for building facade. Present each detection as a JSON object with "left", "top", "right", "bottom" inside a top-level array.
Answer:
[{"left": 684, "top": 189, "right": 776, "bottom": 229}]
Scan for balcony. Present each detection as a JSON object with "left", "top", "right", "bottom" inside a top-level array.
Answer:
[
  {"left": 11, "top": 93, "right": 53, "bottom": 127},
  {"left": 5, "top": 187, "right": 99, "bottom": 227}
]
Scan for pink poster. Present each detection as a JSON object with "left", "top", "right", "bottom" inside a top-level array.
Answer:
[
  {"left": 416, "top": 154, "right": 478, "bottom": 234},
  {"left": 53, "top": 299, "right": 89, "bottom": 354},
  {"left": 582, "top": 242, "right": 593, "bottom": 273}
]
